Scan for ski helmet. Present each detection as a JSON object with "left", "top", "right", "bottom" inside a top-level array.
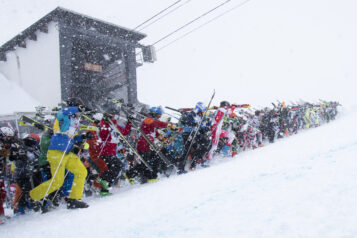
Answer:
[
  {"left": 195, "top": 102, "right": 206, "bottom": 113},
  {"left": 106, "top": 105, "right": 118, "bottom": 115},
  {"left": 93, "top": 113, "right": 103, "bottom": 121},
  {"left": 23, "top": 134, "right": 39, "bottom": 147},
  {"left": 150, "top": 106, "right": 163, "bottom": 116},
  {"left": 66, "top": 97, "right": 84, "bottom": 107},
  {"left": 28, "top": 133, "right": 40, "bottom": 144},
  {"left": 0, "top": 127, "right": 15, "bottom": 137},
  {"left": 220, "top": 101, "right": 230, "bottom": 107}
]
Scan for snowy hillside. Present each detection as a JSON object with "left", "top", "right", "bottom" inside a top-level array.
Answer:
[
  {"left": 0, "top": 73, "right": 39, "bottom": 115},
  {"left": 1, "top": 1, "right": 357, "bottom": 237},
  {"left": 1, "top": 108, "right": 357, "bottom": 238}
]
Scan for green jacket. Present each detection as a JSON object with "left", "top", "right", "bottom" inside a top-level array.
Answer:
[{"left": 38, "top": 131, "right": 52, "bottom": 167}]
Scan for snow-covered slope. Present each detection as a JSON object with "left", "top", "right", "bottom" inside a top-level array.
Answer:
[
  {"left": 1, "top": 1, "right": 357, "bottom": 237},
  {"left": 2, "top": 109, "right": 357, "bottom": 238},
  {"left": 0, "top": 73, "right": 39, "bottom": 115}
]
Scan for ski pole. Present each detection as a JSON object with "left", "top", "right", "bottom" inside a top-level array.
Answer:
[
  {"left": 82, "top": 114, "right": 95, "bottom": 123},
  {"left": 165, "top": 106, "right": 182, "bottom": 114},
  {"left": 48, "top": 168, "right": 71, "bottom": 207},
  {"left": 163, "top": 112, "right": 180, "bottom": 121},
  {"left": 40, "top": 115, "right": 82, "bottom": 205},
  {"left": 3, "top": 158, "right": 13, "bottom": 209},
  {"left": 107, "top": 119, "right": 153, "bottom": 172},
  {"left": 182, "top": 90, "right": 215, "bottom": 169},
  {"left": 107, "top": 98, "right": 148, "bottom": 119},
  {"left": 157, "top": 128, "right": 183, "bottom": 151},
  {"left": 97, "top": 133, "right": 110, "bottom": 160},
  {"left": 124, "top": 113, "right": 175, "bottom": 168},
  {"left": 49, "top": 137, "right": 88, "bottom": 206}
]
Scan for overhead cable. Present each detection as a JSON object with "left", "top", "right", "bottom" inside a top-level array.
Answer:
[
  {"left": 133, "top": 0, "right": 183, "bottom": 31},
  {"left": 157, "top": 0, "right": 253, "bottom": 52},
  {"left": 137, "top": 0, "right": 193, "bottom": 32},
  {"left": 151, "top": 0, "right": 233, "bottom": 46}
]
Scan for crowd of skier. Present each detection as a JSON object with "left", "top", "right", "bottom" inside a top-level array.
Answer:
[{"left": 0, "top": 96, "right": 340, "bottom": 223}]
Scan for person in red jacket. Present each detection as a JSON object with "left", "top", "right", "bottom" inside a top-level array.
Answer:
[
  {"left": 96, "top": 112, "right": 131, "bottom": 196},
  {"left": 206, "top": 101, "right": 236, "bottom": 160},
  {"left": 0, "top": 127, "right": 14, "bottom": 222},
  {"left": 126, "top": 107, "right": 169, "bottom": 184},
  {"left": 86, "top": 118, "right": 108, "bottom": 192},
  {"left": 0, "top": 179, "right": 5, "bottom": 222}
]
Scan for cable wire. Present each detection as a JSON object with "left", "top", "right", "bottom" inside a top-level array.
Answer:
[
  {"left": 151, "top": 0, "right": 233, "bottom": 46},
  {"left": 136, "top": 0, "right": 193, "bottom": 32},
  {"left": 157, "top": 0, "right": 252, "bottom": 52},
  {"left": 133, "top": 0, "right": 183, "bottom": 31}
]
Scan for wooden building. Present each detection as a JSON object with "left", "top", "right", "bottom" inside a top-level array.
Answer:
[{"left": 0, "top": 7, "right": 155, "bottom": 110}]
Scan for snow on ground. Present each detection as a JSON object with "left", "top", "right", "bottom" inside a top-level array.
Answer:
[
  {"left": 0, "top": 73, "right": 39, "bottom": 115},
  {"left": 1, "top": 0, "right": 357, "bottom": 237},
  {"left": 1, "top": 107, "right": 357, "bottom": 238}
]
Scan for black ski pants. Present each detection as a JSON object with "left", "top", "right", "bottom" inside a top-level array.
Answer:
[
  {"left": 100, "top": 155, "right": 123, "bottom": 184},
  {"left": 178, "top": 132, "right": 210, "bottom": 170},
  {"left": 125, "top": 150, "right": 161, "bottom": 182}
]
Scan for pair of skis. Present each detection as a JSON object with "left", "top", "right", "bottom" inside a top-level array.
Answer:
[
  {"left": 84, "top": 109, "right": 175, "bottom": 176},
  {"left": 19, "top": 115, "right": 53, "bottom": 133},
  {"left": 106, "top": 98, "right": 176, "bottom": 168},
  {"left": 121, "top": 110, "right": 176, "bottom": 176},
  {"left": 20, "top": 115, "right": 99, "bottom": 133},
  {"left": 181, "top": 90, "right": 216, "bottom": 170},
  {"left": 166, "top": 102, "right": 247, "bottom": 113},
  {"left": 106, "top": 118, "right": 153, "bottom": 172}
]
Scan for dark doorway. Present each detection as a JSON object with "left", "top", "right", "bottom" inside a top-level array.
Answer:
[{"left": 70, "top": 38, "right": 127, "bottom": 109}]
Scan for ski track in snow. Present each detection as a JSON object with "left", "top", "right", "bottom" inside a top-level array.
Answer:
[{"left": 1, "top": 109, "right": 357, "bottom": 238}]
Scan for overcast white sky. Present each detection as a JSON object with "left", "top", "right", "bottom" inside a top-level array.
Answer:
[{"left": 1, "top": 0, "right": 356, "bottom": 110}]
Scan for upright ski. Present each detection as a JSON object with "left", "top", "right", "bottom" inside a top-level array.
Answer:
[
  {"left": 182, "top": 90, "right": 215, "bottom": 168},
  {"left": 107, "top": 118, "right": 153, "bottom": 172},
  {"left": 122, "top": 108, "right": 175, "bottom": 170}
]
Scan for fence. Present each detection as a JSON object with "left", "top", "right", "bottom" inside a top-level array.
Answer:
[{"left": 0, "top": 112, "right": 47, "bottom": 137}]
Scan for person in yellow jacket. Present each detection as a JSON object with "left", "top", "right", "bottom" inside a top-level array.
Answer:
[
  {"left": 30, "top": 104, "right": 89, "bottom": 209},
  {"left": 304, "top": 107, "right": 313, "bottom": 129},
  {"left": 304, "top": 106, "right": 319, "bottom": 129}
]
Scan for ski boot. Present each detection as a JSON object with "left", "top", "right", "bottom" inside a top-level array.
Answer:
[
  {"left": 96, "top": 177, "right": 110, "bottom": 190},
  {"left": 123, "top": 173, "right": 135, "bottom": 185},
  {"left": 199, "top": 158, "right": 210, "bottom": 168},
  {"left": 14, "top": 206, "right": 26, "bottom": 215},
  {"left": 40, "top": 198, "right": 54, "bottom": 214},
  {"left": 221, "top": 145, "right": 231, "bottom": 156},
  {"left": 147, "top": 178, "right": 159, "bottom": 183},
  {"left": 200, "top": 162, "right": 210, "bottom": 168},
  {"left": 66, "top": 199, "right": 89, "bottom": 209},
  {"left": 48, "top": 192, "right": 62, "bottom": 207},
  {"left": 177, "top": 169, "right": 187, "bottom": 175},
  {"left": 85, "top": 189, "right": 93, "bottom": 197},
  {"left": 99, "top": 188, "right": 112, "bottom": 197},
  {"left": 28, "top": 198, "right": 41, "bottom": 212}
]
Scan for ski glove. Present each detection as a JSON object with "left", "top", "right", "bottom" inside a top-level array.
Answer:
[
  {"left": 81, "top": 132, "right": 93, "bottom": 140},
  {"left": 34, "top": 122, "right": 45, "bottom": 131},
  {"left": 168, "top": 123, "right": 178, "bottom": 131},
  {"left": 127, "top": 114, "right": 135, "bottom": 121}
]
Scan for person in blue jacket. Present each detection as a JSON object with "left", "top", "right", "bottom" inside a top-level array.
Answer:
[{"left": 30, "top": 100, "right": 89, "bottom": 209}]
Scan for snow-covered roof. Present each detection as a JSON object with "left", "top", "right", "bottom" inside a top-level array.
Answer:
[
  {"left": 0, "top": 73, "right": 39, "bottom": 115},
  {"left": 0, "top": 7, "right": 146, "bottom": 61}
]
